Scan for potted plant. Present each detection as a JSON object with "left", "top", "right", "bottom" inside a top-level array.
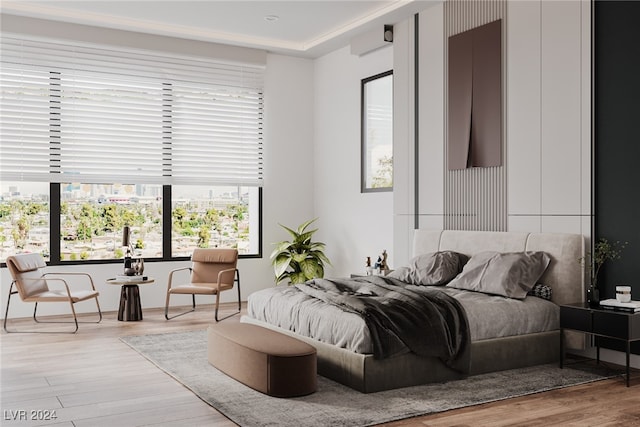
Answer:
[
  {"left": 581, "top": 237, "right": 627, "bottom": 306},
  {"left": 270, "top": 218, "right": 331, "bottom": 285}
]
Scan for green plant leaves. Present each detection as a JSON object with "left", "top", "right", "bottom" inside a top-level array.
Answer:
[
  {"left": 292, "top": 252, "right": 308, "bottom": 263},
  {"left": 580, "top": 237, "right": 628, "bottom": 287},
  {"left": 300, "top": 258, "right": 322, "bottom": 279},
  {"left": 296, "top": 218, "right": 317, "bottom": 234},
  {"left": 272, "top": 253, "right": 292, "bottom": 278},
  {"left": 270, "top": 241, "right": 293, "bottom": 258},
  {"left": 288, "top": 271, "right": 308, "bottom": 284},
  {"left": 270, "top": 218, "right": 330, "bottom": 285}
]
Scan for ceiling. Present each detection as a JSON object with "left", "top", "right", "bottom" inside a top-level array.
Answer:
[{"left": 1, "top": 0, "right": 437, "bottom": 58}]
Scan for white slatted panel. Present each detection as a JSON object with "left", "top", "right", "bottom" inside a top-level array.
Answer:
[
  {"left": 0, "top": 36, "right": 264, "bottom": 186},
  {"left": 444, "top": 0, "right": 507, "bottom": 231},
  {"left": 0, "top": 65, "right": 51, "bottom": 181}
]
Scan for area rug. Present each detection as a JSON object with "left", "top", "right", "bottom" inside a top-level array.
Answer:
[{"left": 121, "top": 330, "right": 616, "bottom": 427}]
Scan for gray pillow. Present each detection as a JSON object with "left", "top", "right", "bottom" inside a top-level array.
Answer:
[
  {"left": 387, "top": 251, "right": 467, "bottom": 286},
  {"left": 446, "top": 251, "right": 551, "bottom": 299}
]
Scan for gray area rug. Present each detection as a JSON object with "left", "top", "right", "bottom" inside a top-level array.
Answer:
[{"left": 121, "top": 330, "right": 614, "bottom": 427}]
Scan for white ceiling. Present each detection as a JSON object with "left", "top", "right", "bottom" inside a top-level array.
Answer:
[{"left": 1, "top": 0, "right": 437, "bottom": 58}]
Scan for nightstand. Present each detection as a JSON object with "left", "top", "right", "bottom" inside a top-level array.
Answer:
[{"left": 560, "top": 302, "right": 640, "bottom": 386}]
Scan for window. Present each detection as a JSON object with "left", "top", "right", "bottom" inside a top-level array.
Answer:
[
  {"left": 361, "top": 70, "right": 393, "bottom": 192},
  {"left": 172, "top": 185, "right": 260, "bottom": 256},
  {"left": 0, "top": 182, "right": 50, "bottom": 262},
  {"left": 0, "top": 36, "right": 263, "bottom": 263},
  {"left": 59, "top": 183, "right": 163, "bottom": 261}
]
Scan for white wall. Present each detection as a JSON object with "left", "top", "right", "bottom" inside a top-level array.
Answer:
[
  {"left": 507, "top": 0, "right": 591, "bottom": 237},
  {"left": 0, "top": 50, "right": 315, "bottom": 319},
  {"left": 392, "top": 16, "right": 418, "bottom": 268},
  {"left": 394, "top": 0, "right": 591, "bottom": 264},
  {"left": 262, "top": 53, "right": 316, "bottom": 276},
  {"left": 313, "top": 45, "right": 394, "bottom": 277}
]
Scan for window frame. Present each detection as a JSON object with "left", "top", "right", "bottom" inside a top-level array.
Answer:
[{"left": 361, "top": 70, "right": 394, "bottom": 193}]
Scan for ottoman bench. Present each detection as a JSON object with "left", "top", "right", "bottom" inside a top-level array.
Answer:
[{"left": 207, "top": 322, "right": 317, "bottom": 397}]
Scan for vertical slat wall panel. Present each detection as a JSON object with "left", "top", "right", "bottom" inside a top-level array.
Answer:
[{"left": 444, "top": 0, "right": 507, "bottom": 231}]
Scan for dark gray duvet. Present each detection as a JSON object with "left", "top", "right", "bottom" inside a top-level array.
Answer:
[{"left": 295, "top": 276, "right": 470, "bottom": 372}]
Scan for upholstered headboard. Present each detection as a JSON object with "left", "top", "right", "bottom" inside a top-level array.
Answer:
[{"left": 413, "top": 229, "right": 586, "bottom": 306}]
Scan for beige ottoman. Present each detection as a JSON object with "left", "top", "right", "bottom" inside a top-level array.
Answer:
[{"left": 207, "top": 322, "right": 317, "bottom": 397}]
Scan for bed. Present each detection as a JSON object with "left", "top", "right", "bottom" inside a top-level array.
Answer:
[{"left": 243, "top": 229, "right": 585, "bottom": 393}]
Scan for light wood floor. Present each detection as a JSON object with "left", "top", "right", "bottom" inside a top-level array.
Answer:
[{"left": 1, "top": 303, "right": 638, "bottom": 427}]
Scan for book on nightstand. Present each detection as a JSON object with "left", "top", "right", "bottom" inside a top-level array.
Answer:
[{"left": 599, "top": 299, "right": 640, "bottom": 313}]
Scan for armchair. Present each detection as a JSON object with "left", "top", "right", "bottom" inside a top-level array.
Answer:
[
  {"left": 4, "top": 253, "right": 102, "bottom": 333},
  {"left": 164, "top": 248, "right": 241, "bottom": 321}
]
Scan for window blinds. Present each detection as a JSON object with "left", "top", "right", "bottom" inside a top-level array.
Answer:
[{"left": 0, "top": 36, "right": 264, "bottom": 186}]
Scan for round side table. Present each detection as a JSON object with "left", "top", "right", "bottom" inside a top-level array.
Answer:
[{"left": 106, "top": 277, "right": 155, "bottom": 321}]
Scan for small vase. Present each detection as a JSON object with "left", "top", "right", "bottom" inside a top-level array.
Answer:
[{"left": 587, "top": 286, "right": 600, "bottom": 307}]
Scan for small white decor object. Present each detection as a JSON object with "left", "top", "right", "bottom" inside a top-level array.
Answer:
[{"left": 616, "top": 285, "right": 632, "bottom": 303}]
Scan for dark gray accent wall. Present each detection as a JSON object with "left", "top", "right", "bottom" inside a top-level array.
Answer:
[{"left": 594, "top": 1, "right": 640, "bottom": 304}]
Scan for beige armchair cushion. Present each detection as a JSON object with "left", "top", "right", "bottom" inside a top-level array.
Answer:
[
  {"left": 23, "top": 289, "right": 99, "bottom": 303},
  {"left": 10, "top": 252, "right": 46, "bottom": 272},
  {"left": 6, "top": 253, "right": 49, "bottom": 299},
  {"left": 168, "top": 283, "right": 234, "bottom": 295},
  {"left": 181, "top": 248, "right": 237, "bottom": 292}
]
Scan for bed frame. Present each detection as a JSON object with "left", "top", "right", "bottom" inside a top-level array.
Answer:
[{"left": 243, "top": 229, "right": 586, "bottom": 393}]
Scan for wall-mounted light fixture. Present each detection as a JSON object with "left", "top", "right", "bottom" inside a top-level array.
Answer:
[
  {"left": 350, "top": 24, "right": 394, "bottom": 56},
  {"left": 384, "top": 25, "right": 394, "bottom": 42}
]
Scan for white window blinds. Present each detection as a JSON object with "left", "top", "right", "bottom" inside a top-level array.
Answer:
[{"left": 0, "top": 36, "right": 264, "bottom": 186}]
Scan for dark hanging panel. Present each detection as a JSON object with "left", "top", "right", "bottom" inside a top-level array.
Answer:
[
  {"left": 447, "top": 28, "right": 473, "bottom": 170},
  {"left": 470, "top": 20, "right": 502, "bottom": 168},
  {"left": 448, "top": 19, "right": 502, "bottom": 170}
]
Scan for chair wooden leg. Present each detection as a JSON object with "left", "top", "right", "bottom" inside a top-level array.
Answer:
[{"left": 165, "top": 293, "right": 197, "bottom": 320}]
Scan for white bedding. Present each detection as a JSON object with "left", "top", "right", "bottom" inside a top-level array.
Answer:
[{"left": 246, "top": 284, "right": 559, "bottom": 354}]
